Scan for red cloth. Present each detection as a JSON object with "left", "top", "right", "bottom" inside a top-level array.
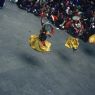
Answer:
[
  {"left": 64, "top": 17, "right": 72, "bottom": 29},
  {"left": 51, "top": 15, "right": 58, "bottom": 21},
  {"left": 40, "top": 12, "right": 45, "bottom": 17},
  {"left": 50, "top": 27, "right": 55, "bottom": 35}
]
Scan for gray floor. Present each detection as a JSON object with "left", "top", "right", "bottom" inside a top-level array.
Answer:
[{"left": 0, "top": 1, "right": 95, "bottom": 95}]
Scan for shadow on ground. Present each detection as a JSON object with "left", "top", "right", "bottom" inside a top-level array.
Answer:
[
  {"left": 82, "top": 46, "right": 95, "bottom": 57},
  {"left": 15, "top": 51, "right": 43, "bottom": 67},
  {"left": 55, "top": 49, "right": 72, "bottom": 63},
  {"left": 79, "top": 41, "right": 95, "bottom": 57}
]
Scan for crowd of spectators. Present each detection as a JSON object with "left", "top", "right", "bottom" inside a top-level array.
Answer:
[
  {"left": 1, "top": 0, "right": 95, "bottom": 42},
  {"left": 15, "top": 0, "right": 95, "bottom": 42}
]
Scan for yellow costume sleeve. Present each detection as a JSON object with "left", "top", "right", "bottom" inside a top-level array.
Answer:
[
  {"left": 65, "top": 37, "right": 79, "bottom": 49},
  {"left": 89, "top": 34, "right": 95, "bottom": 44}
]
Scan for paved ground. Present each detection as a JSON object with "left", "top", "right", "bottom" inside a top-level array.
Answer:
[{"left": 0, "top": 1, "right": 95, "bottom": 95}]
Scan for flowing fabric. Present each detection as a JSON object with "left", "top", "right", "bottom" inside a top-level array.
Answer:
[
  {"left": 65, "top": 36, "right": 79, "bottom": 49},
  {"left": 43, "top": 22, "right": 55, "bottom": 34},
  {"left": 28, "top": 35, "right": 51, "bottom": 52}
]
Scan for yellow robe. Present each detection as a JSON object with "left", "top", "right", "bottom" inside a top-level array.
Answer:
[
  {"left": 88, "top": 34, "right": 95, "bottom": 44},
  {"left": 28, "top": 35, "right": 51, "bottom": 52},
  {"left": 65, "top": 37, "right": 79, "bottom": 49}
]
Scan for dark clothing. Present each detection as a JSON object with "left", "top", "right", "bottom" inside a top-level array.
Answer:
[
  {"left": 39, "top": 27, "right": 47, "bottom": 41},
  {"left": 17, "top": 0, "right": 23, "bottom": 5},
  {"left": 0, "top": 0, "right": 5, "bottom": 7},
  {"left": 39, "top": 32, "right": 47, "bottom": 41}
]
